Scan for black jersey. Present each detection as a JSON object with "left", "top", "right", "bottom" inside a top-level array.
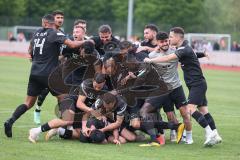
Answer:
[
  {"left": 92, "top": 95, "right": 127, "bottom": 118},
  {"left": 30, "top": 28, "right": 67, "bottom": 76},
  {"left": 175, "top": 40, "right": 205, "bottom": 87},
  {"left": 91, "top": 35, "right": 120, "bottom": 56},
  {"left": 141, "top": 40, "right": 157, "bottom": 48},
  {"left": 78, "top": 79, "right": 108, "bottom": 107}
]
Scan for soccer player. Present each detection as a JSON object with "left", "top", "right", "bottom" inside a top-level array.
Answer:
[
  {"left": 140, "top": 31, "right": 192, "bottom": 145},
  {"left": 144, "top": 27, "right": 222, "bottom": 146},
  {"left": 135, "top": 24, "right": 158, "bottom": 61},
  {"left": 52, "top": 10, "right": 64, "bottom": 31},
  {"left": 4, "top": 14, "right": 85, "bottom": 138},
  {"left": 29, "top": 73, "right": 108, "bottom": 143},
  {"left": 85, "top": 93, "right": 127, "bottom": 137},
  {"left": 91, "top": 24, "right": 120, "bottom": 57},
  {"left": 33, "top": 10, "right": 65, "bottom": 124}
]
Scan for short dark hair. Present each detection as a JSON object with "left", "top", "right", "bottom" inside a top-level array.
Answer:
[
  {"left": 119, "top": 40, "right": 133, "bottom": 50},
  {"left": 82, "top": 41, "right": 94, "bottom": 54},
  {"left": 98, "top": 24, "right": 112, "bottom": 33},
  {"left": 101, "top": 93, "right": 116, "bottom": 104},
  {"left": 74, "top": 19, "right": 87, "bottom": 26},
  {"left": 89, "top": 129, "right": 105, "bottom": 143},
  {"left": 156, "top": 31, "right": 169, "bottom": 40},
  {"left": 170, "top": 27, "right": 185, "bottom": 37},
  {"left": 144, "top": 24, "right": 158, "bottom": 33},
  {"left": 42, "top": 14, "right": 55, "bottom": 24},
  {"left": 93, "top": 73, "right": 106, "bottom": 84},
  {"left": 52, "top": 10, "right": 64, "bottom": 16}
]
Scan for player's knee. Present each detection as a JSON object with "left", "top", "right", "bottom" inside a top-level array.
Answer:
[
  {"left": 119, "top": 136, "right": 127, "bottom": 144},
  {"left": 126, "top": 134, "right": 136, "bottom": 142}
]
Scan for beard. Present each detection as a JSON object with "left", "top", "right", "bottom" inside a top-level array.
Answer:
[{"left": 160, "top": 45, "right": 169, "bottom": 52}]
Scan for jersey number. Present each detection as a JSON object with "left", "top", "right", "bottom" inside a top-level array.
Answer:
[{"left": 33, "top": 38, "right": 46, "bottom": 55}]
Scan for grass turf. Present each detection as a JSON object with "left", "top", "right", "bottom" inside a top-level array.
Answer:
[{"left": 0, "top": 56, "right": 240, "bottom": 160}]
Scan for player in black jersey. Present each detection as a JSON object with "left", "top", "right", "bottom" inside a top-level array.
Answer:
[
  {"left": 33, "top": 10, "right": 65, "bottom": 125},
  {"left": 91, "top": 24, "right": 120, "bottom": 57},
  {"left": 4, "top": 14, "right": 86, "bottom": 138},
  {"left": 29, "top": 73, "right": 108, "bottom": 143},
  {"left": 83, "top": 93, "right": 127, "bottom": 139},
  {"left": 135, "top": 24, "right": 158, "bottom": 61},
  {"left": 144, "top": 27, "right": 222, "bottom": 146}
]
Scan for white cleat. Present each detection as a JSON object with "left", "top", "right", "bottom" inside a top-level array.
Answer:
[
  {"left": 204, "top": 132, "right": 217, "bottom": 147},
  {"left": 28, "top": 128, "right": 40, "bottom": 143},
  {"left": 45, "top": 129, "right": 58, "bottom": 141},
  {"left": 214, "top": 133, "right": 222, "bottom": 144},
  {"left": 185, "top": 139, "right": 194, "bottom": 145}
]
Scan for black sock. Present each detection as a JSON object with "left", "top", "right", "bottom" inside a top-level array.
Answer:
[
  {"left": 155, "top": 121, "right": 173, "bottom": 130},
  {"left": 192, "top": 111, "right": 208, "bottom": 128},
  {"left": 9, "top": 104, "right": 28, "bottom": 124},
  {"left": 60, "top": 129, "right": 73, "bottom": 139},
  {"left": 204, "top": 113, "right": 216, "bottom": 130},
  {"left": 41, "top": 123, "right": 51, "bottom": 132},
  {"left": 35, "top": 109, "right": 41, "bottom": 112}
]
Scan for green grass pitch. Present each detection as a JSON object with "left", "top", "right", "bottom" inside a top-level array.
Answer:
[{"left": 0, "top": 56, "right": 240, "bottom": 160}]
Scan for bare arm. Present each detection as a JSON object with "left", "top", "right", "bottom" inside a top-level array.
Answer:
[
  {"left": 144, "top": 53, "right": 178, "bottom": 63},
  {"left": 100, "top": 116, "right": 124, "bottom": 132},
  {"left": 76, "top": 95, "right": 92, "bottom": 113},
  {"left": 64, "top": 39, "right": 85, "bottom": 48}
]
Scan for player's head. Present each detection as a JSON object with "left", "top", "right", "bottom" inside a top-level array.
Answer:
[
  {"left": 89, "top": 129, "right": 105, "bottom": 143},
  {"left": 144, "top": 24, "right": 158, "bottom": 42},
  {"left": 103, "top": 57, "right": 117, "bottom": 76},
  {"left": 169, "top": 27, "right": 185, "bottom": 46},
  {"left": 156, "top": 31, "right": 169, "bottom": 52},
  {"left": 98, "top": 24, "right": 112, "bottom": 44},
  {"left": 93, "top": 73, "right": 106, "bottom": 91},
  {"left": 101, "top": 93, "right": 117, "bottom": 112},
  {"left": 74, "top": 19, "right": 87, "bottom": 32},
  {"left": 52, "top": 10, "right": 64, "bottom": 29},
  {"left": 73, "top": 26, "right": 85, "bottom": 41},
  {"left": 42, "top": 14, "right": 55, "bottom": 28}
]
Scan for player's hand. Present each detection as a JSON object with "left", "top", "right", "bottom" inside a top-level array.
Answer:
[
  {"left": 203, "top": 49, "right": 210, "bottom": 60},
  {"left": 113, "top": 139, "right": 121, "bottom": 146},
  {"left": 82, "top": 127, "right": 91, "bottom": 137},
  {"left": 27, "top": 54, "right": 32, "bottom": 62},
  {"left": 144, "top": 58, "right": 151, "bottom": 63}
]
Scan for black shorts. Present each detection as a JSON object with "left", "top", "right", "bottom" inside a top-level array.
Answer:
[
  {"left": 127, "top": 98, "right": 144, "bottom": 120},
  {"left": 27, "top": 75, "right": 59, "bottom": 96},
  {"left": 168, "top": 86, "right": 187, "bottom": 109},
  {"left": 188, "top": 82, "right": 208, "bottom": 107},
  {"left": 146, "top": 94, "right": 174, "bottom": 112},
  {"left": 58, "top": 95, "right": 84, "bottom": 129}
]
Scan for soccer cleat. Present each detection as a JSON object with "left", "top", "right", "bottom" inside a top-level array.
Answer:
[
  {"left": 156, "top": 135, "right": 165, "bottom": 145},
  {"left": 4, "top": 120, "right": 13, "bottom": 138},
  {"left": 213, "top": 130, "right": 222, "bottom": 144},
  {"left": 45, "top": 129, "right": 58, "bottom": 141},
  {"left": 185, "top": 139, "right": 194, "bottom": 145},
  {"left": 28, "top": 128, "right": 40, "bottom": 143},
  {"left": 139, "top": 142, "right": 161, "bottom": 147},
  {"left": 34, "top": 111, "right": 41, "bottom": 125},
  {"left": 176, "top": 123, "right": 185, "bottom": 144},
  {"left": 204, "top": 132, "right": 217, "bottom": 147},
  {"left": 215, "top": 134, "right": 222, "bottom": 144}
]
